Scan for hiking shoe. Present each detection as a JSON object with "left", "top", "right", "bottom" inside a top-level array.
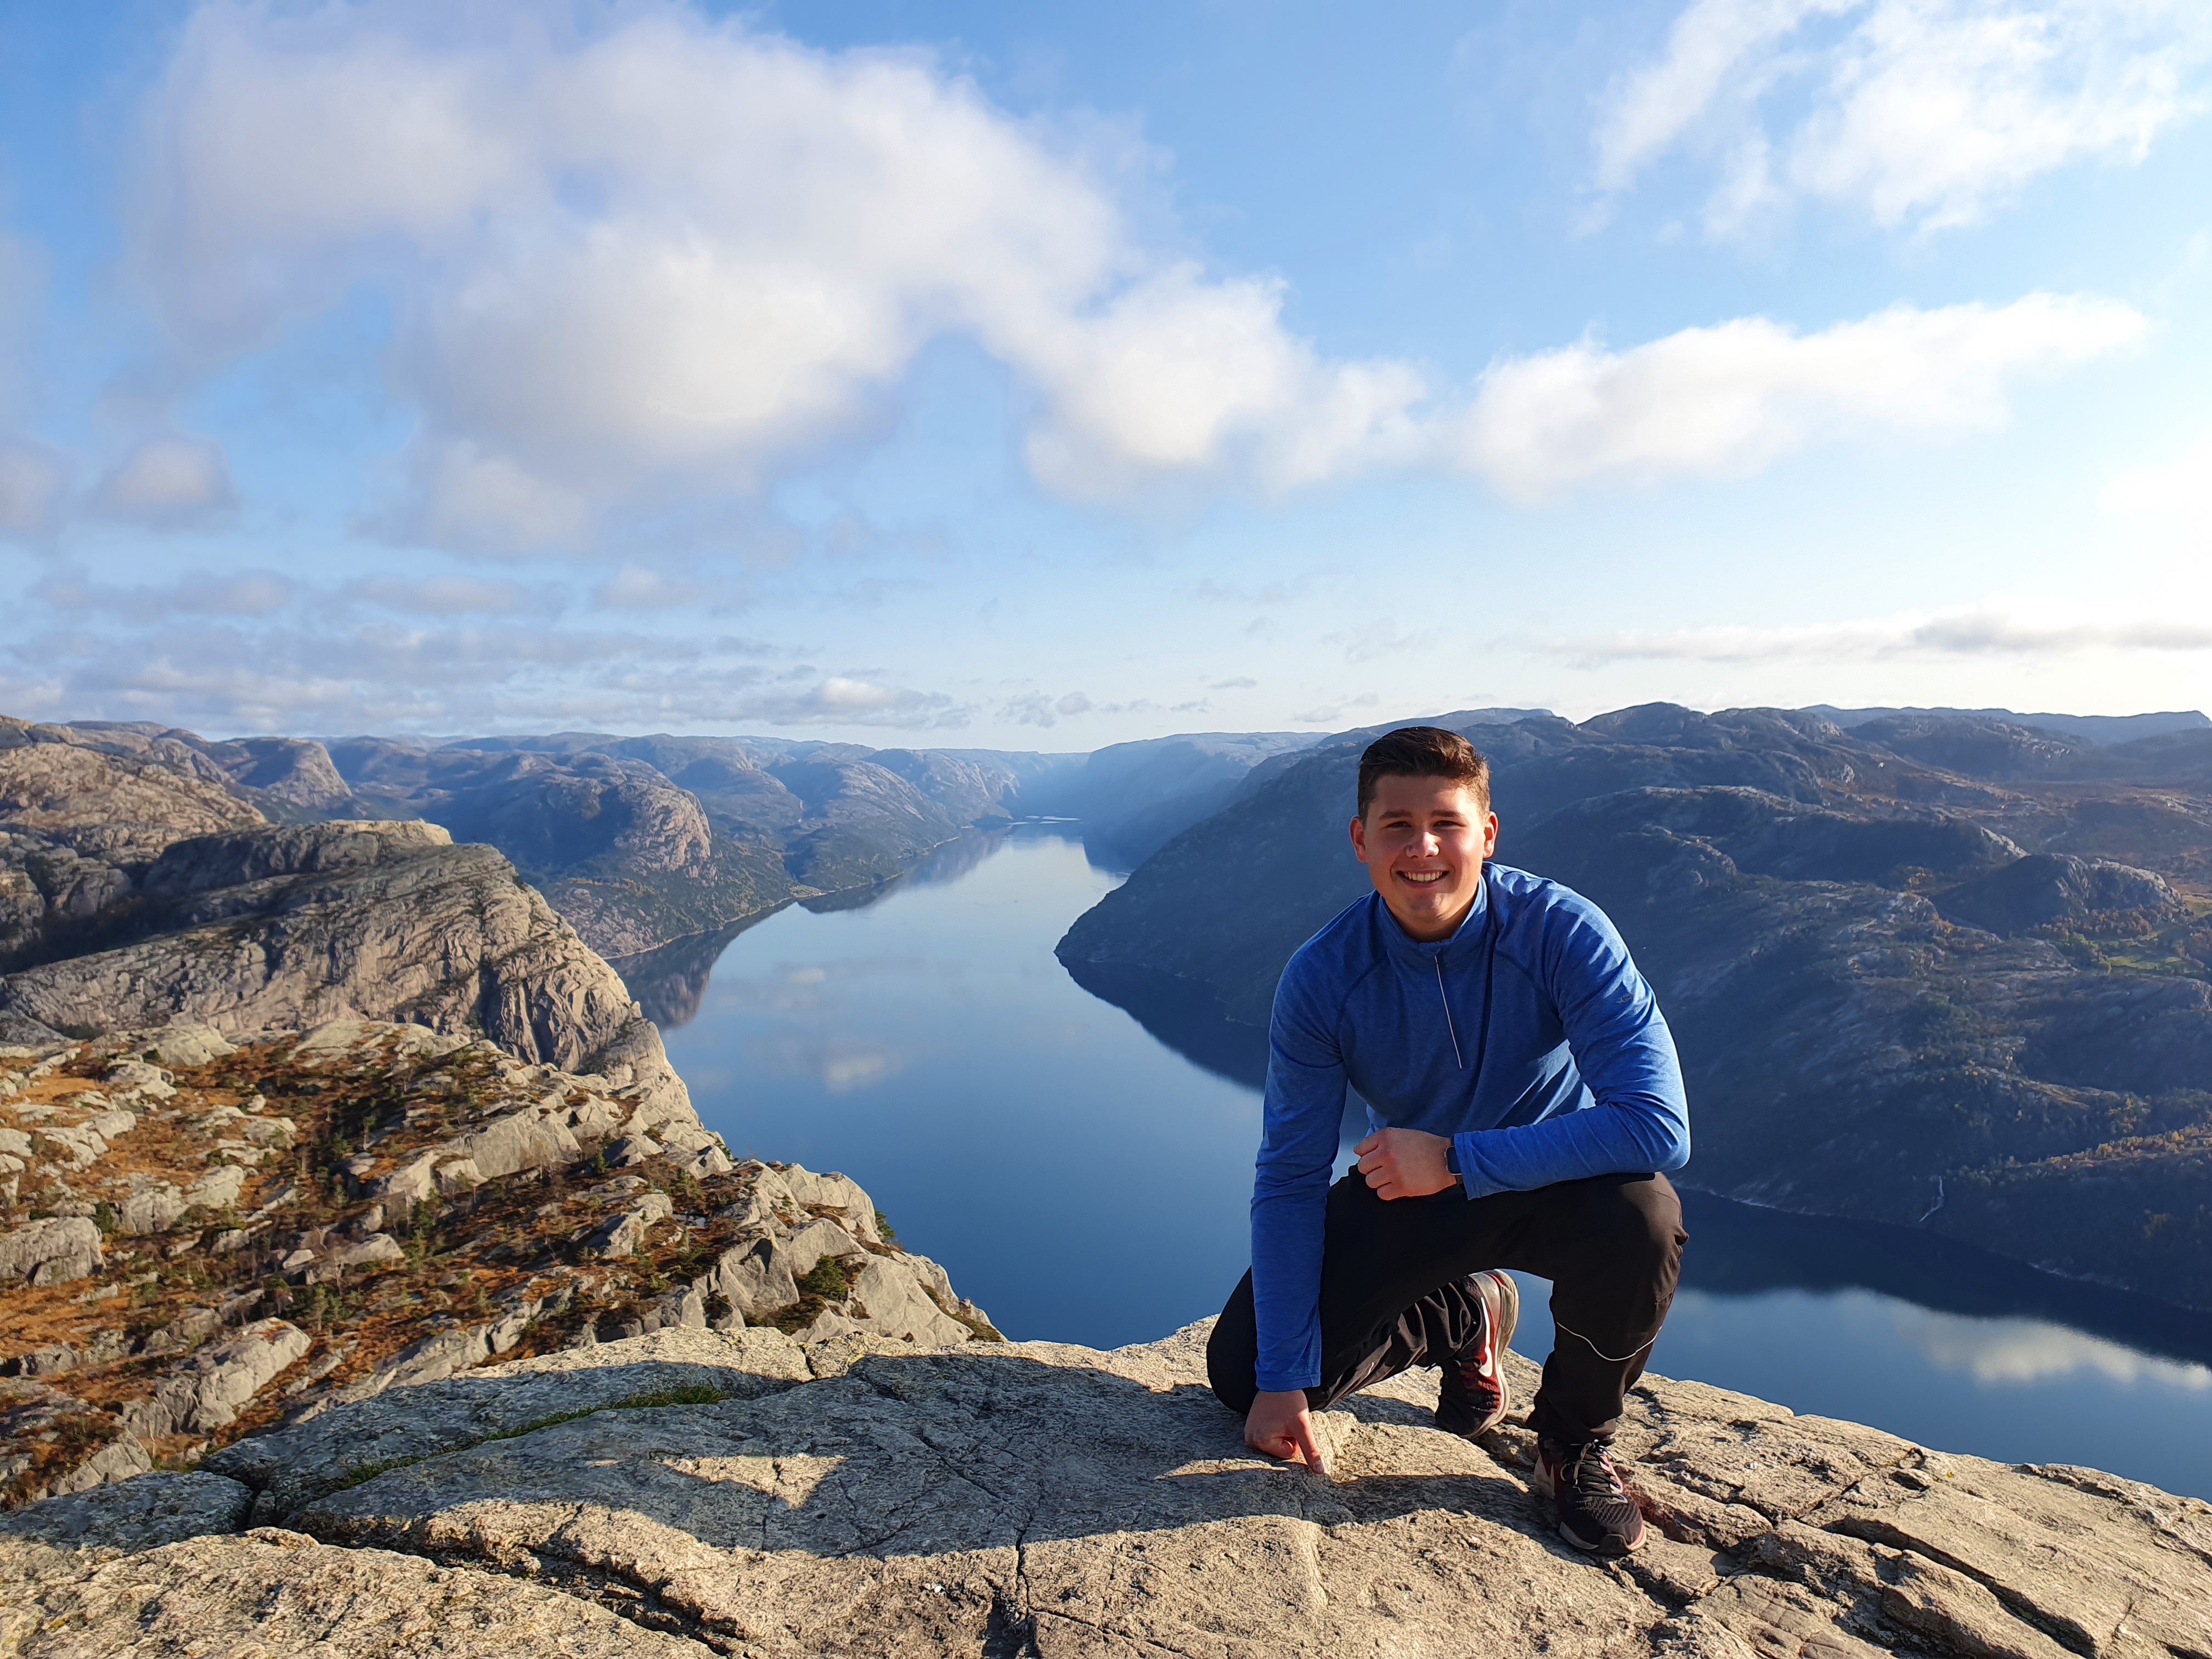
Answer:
[
  {"left": 1435, "top": 1269, "right": 1519, "bottom": 1439},
  {"left": 1531, "top": 1436, "right": 1646, "bottom": 1556}
]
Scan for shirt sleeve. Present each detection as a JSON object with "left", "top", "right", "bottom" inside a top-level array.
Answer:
[
  {"left": 1454, "top": 895, "right": 1690, "bottom": 1199},
  {"left": 1249, "top": 957, "right": 1349, "bottom": 1393}
]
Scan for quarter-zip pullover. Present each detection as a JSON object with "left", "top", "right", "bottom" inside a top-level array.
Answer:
[{"left": 1249, "top": 862, "right": 1690, "bottom": 1393}]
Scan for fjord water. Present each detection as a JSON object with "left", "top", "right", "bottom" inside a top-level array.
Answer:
[{"left": 656, "top": 825, "right": 2212, "bottom": 1500}]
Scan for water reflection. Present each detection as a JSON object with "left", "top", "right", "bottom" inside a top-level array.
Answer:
[
  {"left": 614, "top": 830, "right": 1014, "bottom": 1028},
  {"left": 610, "top": 911, "right": 787, "bottom": 1029},
  {"left": 1676, "top": 1189, "right": 2212, "bottom": 1371},
  {"left": 1882, "top": 1306, "right": 2212, "bottom": 1389},
  {"left": 1055, "top": 958, "right": 1268, "bottom": 1088}
]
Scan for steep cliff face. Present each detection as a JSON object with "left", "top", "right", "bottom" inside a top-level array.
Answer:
[
  {"left": 0, "top": 821, "right": 690, "bottom": 1128},
  {"left": 0, "top": 1020, "right": 991, "bottom": 1509},
  {"left": 1057, "top": 706, "right": 2212, "bottom": 1310},
  {"left": 0, "top": 739, "right": 270, "bottom": 972}
]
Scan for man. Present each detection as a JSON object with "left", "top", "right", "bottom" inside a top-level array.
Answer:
[{"left": 1206, "top": 725, "right": 1690, "bottom": 1557}]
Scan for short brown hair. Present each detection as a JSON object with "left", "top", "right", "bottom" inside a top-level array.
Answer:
[{"left": 1357, "top": 726, "right": 1491, "bottom": 819}]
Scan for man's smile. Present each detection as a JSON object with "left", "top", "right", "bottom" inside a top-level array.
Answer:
[{"left": 1398, "top": 869, "right": 1450, "bottom": 885}]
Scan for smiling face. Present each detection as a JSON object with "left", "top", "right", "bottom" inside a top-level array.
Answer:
[{"left": 1350, "top": 773, "right": 1499, "bottom": 943}]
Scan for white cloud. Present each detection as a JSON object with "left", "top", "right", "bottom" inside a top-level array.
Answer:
[
  {"left": 106, "top": 1, "right": 2170, "bottom": 543},
  {"left": 1598, "top": 0, "right": 2212, "bottom": 234},
  {"left": 1457, "top": 292, "right": 2143, "bottom": 499},
  {"left": 128, "top": 2, "right": 1424, "bottom": 539},
  {"left": 1543, "top": 604, "right": 2212, "bottom": 665},
  {"left": 88, "top": 435, "right": 237, "bottom": 528}
]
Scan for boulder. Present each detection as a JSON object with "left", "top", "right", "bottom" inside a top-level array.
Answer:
[
  {"left": 799, "top": 1256, "right": 975, "bottom": 1345},
  {"left": 330, "top": 1233, "right": 405, "bottom": 1269},
  {"left": 588, "top": 1192, "right": 674, "bottom": 1259},
  {"left": 121, "top": 1319, "right": 309, "bottom": 1438},
  {"left": 444, "top": 1107, "right": 580, "bottom": 1180},
  {"left": 778, "top": 1217, "right": 864, "bottom": 1279},
  {"left": 711, "top": 1234, "right": 799, "bottom": 1320},
  {"left": 117, "top": 1182, "right": 185, "bottom": 1237},
  {"left": 777, "top": 1165, "right": 883, "bottom": 1244},
  {"left": 0, "top": 1217, "right": 102, "bottom": 1285},
  {"left": 183, "top": 1164, "right": 248, "bottom": 1211}
]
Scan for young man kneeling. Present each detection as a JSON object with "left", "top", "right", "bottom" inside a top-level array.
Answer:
[{"left": 1207, "top": 726, "right": 1690, "bottom": 1556}]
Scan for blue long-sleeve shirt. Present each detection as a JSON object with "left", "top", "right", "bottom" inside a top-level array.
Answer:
[{"left": 1250, "top": 861, "right": 1690, "bottom": 1392}]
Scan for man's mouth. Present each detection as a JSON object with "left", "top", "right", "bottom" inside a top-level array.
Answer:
[{"left": 1398, "top": 870, "right": 1449, "bottom": 886}]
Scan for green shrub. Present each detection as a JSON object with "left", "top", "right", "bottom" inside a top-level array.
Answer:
[{"left": 795, "top": 1255, "right": 850, "bottom": 1300}]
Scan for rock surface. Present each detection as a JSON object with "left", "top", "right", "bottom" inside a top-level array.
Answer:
[
  {"left": 4, "top": 1321, "right": 2205, "bottom": 1658},
  {"left": 0, "top": 1527, "right": 704, "bottom": 1656},
  {"left": 0, "top": 817, "right": 693, "bottom": 1128},
  {"left": 0, "top": 1022, "right": 991, "bottom": 1505}
]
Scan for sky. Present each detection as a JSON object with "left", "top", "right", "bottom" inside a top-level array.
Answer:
[{"left": 0, "top": 0, "right": 2208, "bottom": 748}]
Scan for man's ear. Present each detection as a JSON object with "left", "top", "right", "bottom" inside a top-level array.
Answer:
[
  {"left": 1482, "top": 812, "right": 1499, "bottom": 857},
  {"left": 1349, "top": 815, "right": 1368, "bottom": 863}
]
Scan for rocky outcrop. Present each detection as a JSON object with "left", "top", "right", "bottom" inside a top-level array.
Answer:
[
  {"left": 0, "top": 1022, "right": 990, "bottom": 1506},
  {"left": 0, "top": 819, "right": 691, "bottom": 1126},
  {"left": 0, "top": 1220, "right": 102, "bottom": 1286},
  {"left": 0, "top": 737, "right": 266, "bottom": 968},
  {"left": 3, "top": 1323, "right": 2206, "bottom": 1657},
  {"left": 1935, "top": 853, "right": 2181, "bottom": 935}
]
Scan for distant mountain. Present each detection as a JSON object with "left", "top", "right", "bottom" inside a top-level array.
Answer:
[
  {"left": 1057, "top": 702, "right": 2212, "bottom": 1312},
  {"left": 1806, "top": 704, "right": 2210, "bottom": 746},
  {"left": 22, "top": 718, "right": 1338, "bottom": 962}
]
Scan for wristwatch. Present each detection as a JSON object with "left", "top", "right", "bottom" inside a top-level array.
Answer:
[{"left": 1443, "top": 1141, "right": 1462, "bottom": 1182}]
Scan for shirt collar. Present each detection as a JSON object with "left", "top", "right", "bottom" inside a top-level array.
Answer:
[{"left": 1375, "top": 866, "right": 1491, "bottom": 966}]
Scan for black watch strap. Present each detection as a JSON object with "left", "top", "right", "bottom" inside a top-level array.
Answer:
[{"left": 1444, "top": 1140, "right": 1461, "bottom": 1178}]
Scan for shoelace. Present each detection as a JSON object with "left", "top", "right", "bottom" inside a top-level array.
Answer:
[{"left": 1554, "top": 1442, "right": 1628, "bottom": 1500}]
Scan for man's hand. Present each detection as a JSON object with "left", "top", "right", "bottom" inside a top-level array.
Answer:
[
  {"left": 1245, "top": 1389, "right": 1328, "bottom": 1475},
  {"left": 1355, "top": 1126, "right": 1457, "bottom": 1200}
]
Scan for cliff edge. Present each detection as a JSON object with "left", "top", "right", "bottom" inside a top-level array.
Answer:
[
  {"left": 0, "top": 1021, "right": 994, "bottom": 1509},
  {"left": 2, "top": 1321, "right": 2207, "bottom": 1658}
]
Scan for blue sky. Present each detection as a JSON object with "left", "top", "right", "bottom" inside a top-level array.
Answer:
[{"left": 1, "top": 0, "right": 2207, "bottom": 744}]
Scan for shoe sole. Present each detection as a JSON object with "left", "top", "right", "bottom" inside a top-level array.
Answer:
[
  {"left": 1437, "top": 1270, "right": 1521, "bottom": 1438},
  {"left": 1471, "top": 1269, "right": 1519, "bottom": 1435}
]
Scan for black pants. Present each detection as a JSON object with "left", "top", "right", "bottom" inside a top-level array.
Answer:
[{"left": 1207, "top": 1170, "right": 1686, "bottom": 1444}]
